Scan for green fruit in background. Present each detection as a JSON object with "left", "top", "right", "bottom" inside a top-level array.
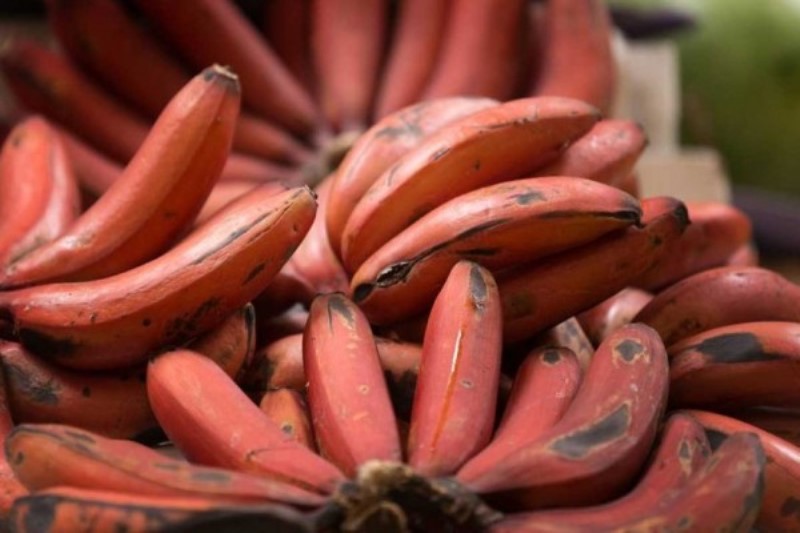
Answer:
[{"left": 611, "top": 0, "right": 800, "bottom": 196}]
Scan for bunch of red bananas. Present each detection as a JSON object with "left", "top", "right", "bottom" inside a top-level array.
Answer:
[{"left": 0, "top": 1, "right": 798, "bottom": 532}]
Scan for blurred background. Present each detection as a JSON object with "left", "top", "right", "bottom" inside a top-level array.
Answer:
[{"left": 1, "top": 0, "right": 799, "bottom": 265}]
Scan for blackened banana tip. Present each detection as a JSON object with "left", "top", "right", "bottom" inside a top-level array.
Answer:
[{"left": 203, "top": 64, "right": 240, "bottom": 93}]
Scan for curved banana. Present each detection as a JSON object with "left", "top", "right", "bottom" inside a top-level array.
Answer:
[
  {"left": 0, "top": 185, "right": 315, "bottom": 370},
  {"left": 420, "top": 0, "right": 527, "bottom": 102},
  {"left": 635, "top": 265, "right": 800, "bottom": 346},
  {"left": 683, "top": 409, "right": 799, "bottom": 532},
  {"left": 533, "top": 0, "right": 616, "bottom": 115},
  {"left": 500, "top": 196, "right": 688, "bottom": 344},
  {"left": 669, "top": 321, "right": 800, "bottom": 410},
  {"left": 5, "top": 423, "right": 325, "bottom": 507},
  {"left": 407, "top": 261, "right": 502, "bottom": 477},
  {"left": 304, "top": 293, "right": 401, "bottom": 477},
  {"left": 0, "top": 116, "right": 80, "bottom": 267},
  {"left": 373, "top": 0, "right": 451, "bottom": 118},
  {"left": 352, "top": 176, "right": 641, "bottom": 325},
  {"left": 2, "top": 65, "right": 240, "bottom": 287},
  {"left": 134, "top": 0, "right": 318, "bottom": 135},
  {"left": 634, "top": 200, "right": 753, "bottom": 291},
  {"left": 340, "top": 96, "right": 601, "bottom": 272},
  {"left": 458, "top": 323, "right": 669, "bottom": 511},
  {"left": 578, "top": 287, "right": 653, "bottom": 347},
  {"left": 326, "top": 96, "right": 497, "bottom": 258},
  {"left": 147, "top": 349, "right": 345, "bottom": 494}
]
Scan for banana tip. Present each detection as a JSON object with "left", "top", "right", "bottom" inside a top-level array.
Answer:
[{"left": 204, "top": 64, "right": 240, "bottom": 92}]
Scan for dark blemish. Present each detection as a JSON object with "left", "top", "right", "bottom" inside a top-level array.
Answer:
[
  {"left": 780, "top": 497, "right": 800, "bottom": 519},
  {"left": 473, "top": 160, "right": 481, "bottom": 171},
  {"left": 650, "top": 235, "right": 664, "bottom": 247},
  {"left": 328, "top": 294, "right": 355, "bottom": 327},
  {"left": 704, "top": 428, "right": 728, "bottom": 452},
  {"left": 676, "top": 516, "right": 692, "bottom": 529},
  {"left": 673, "top": 202, "right": 691, "bottom": 231},
  {"left": 469, "top": 265, "right": 487, "bottom": 310},
  {"left": 550, "top": 403, "right": 631, "bottom": 459},
  {"left": 460, "top": 248, "right": 499, "bottom": 257},
  {"left": 11, "top": 132, "right": 23, "bottom": 147},
  {"left": 506, "top": 292, "right": 534, "bottom": 319},
  {"left": 353, "top": 283, "right": 374, "bottom": 303},
  {"left": 375, "top": 261, "right": 413, "bottom": 288},
  {"left": 18, "top": 329, "right": 77, "bottom": 358},
  {"left": 694, "top": 332, "right": 778, "bottom": 364},
  {"left": 115, "top": 522, "right": 130, "bottom": 533},
  {"left": 23, "top": 494, "right": 56, "bottom": 533},
  {"left": 280, "top": 423, "right": 295, "bottom": 436},
  {"left": 191, "top": 469, "right": 231, "bottom": 483},
  {"left": 243, "top": 262, "right": 266, "bottom": 285},
  {"left": 142, "top": 318, "right": 152, "bottom": 327},
  {"left": 153, "top": 462, "right": 182, "bottom": 471},
  {"left": 678, "top": 440, "right": 691, "bottom": 461},
  {"left": 164, "top": 297, "right": 222, "bottom": 343},
  {"left": 89, "top": 312, "right": 98, "bottom": 324},
  {"left": 65, "top": 430, "right": 95, "bottom": 444},
  {"left": 455, "top": 219, "right": 509, "bottom": 241},
  {"left": 202, "top": 69, "right": 215, "bottom": 81},
  {"left": 431, "top": 146, "right": 451, "bottom": 161},
  {"left": 13, "top": 451, "right": 23, "bottom": 465},
  {"left": 4, "top": 363, "right": 59, "bottom": 405},
  {"left": 513, "top": 190, "right": 545, "bottom": 205},
  {"left": 81, "top": 386, "right": 91, "bottom": 398},
  {"left": 615, "top": 339, "right": 644, "bottom": 363},
  {"left": 542, "top": 349, "right": 561, "bottom": 364},
  {"left": 191, "top": 225, "right": 250, "bottom": 265},
  {"left": 163, "top": 211, "right": 177, "bottom": 220}
]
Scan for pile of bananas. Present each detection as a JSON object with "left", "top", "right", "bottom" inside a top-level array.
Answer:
[{"left": 0, "top": 1, "right": 799, "bottom": 532}]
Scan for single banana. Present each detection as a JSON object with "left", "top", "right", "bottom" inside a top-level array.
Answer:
[
  {"left": 0, "top": 116, "right": 80, "bottom": 268},
  {"left": 352, "top": 176, "right": 641, "bottom": 325},
  {"left": 458, "top": 323, "right": 669, "bottom": 511},
  {"left": 147, "top": 349, "right": 345, "bottom": 495},
  {"left": 2, "top": 65, "right": 240, "bottom": 287},
  {"left": 635, "top": 265, "right": 800, "bottom": 346},
  {"left": 578, "top": 287, "right": 653, "bottom": 347},
  {"left": 0, "top": 185, "right": 315, "bottom": 370},
  {"left": 407, "top": 261, "right": 502, "bottom": 477},
  {"left": 340, "top": 96, "right": 601, "bottom": 272}
]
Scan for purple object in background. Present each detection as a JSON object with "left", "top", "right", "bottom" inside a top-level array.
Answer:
[{"left": 733, "top": 185, "right": 800, "bottom": 256}]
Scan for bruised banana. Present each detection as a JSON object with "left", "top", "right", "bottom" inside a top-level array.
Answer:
[
  {"left": 147, "top": 349, "right": 345, "bottom": 495},
  {"left": 500, "top": 195, "right": 688, "bottom": 343},
  {"left": 310, "top": 0, "right": 388, "bottom": 132},
  {"left": 373, "top": 0, "right": 451, "bottom": 117},
  {"left": 493, "top": 416, "right": 763, "bottom": 532},
  {"left": 0, "top": 116, "right": 80, "bottom": 268},
  {"left": 578, "top": 287, "right": 653, "bottom": 347},
  {"left": 304, "top": 293, "right": 401, "bottom": 477},
  {"left": 683, "top": 409, "right": 798, "bottom": 532},
  {"left": 407, "top": 261, "right": 502, "bottom": 477},
  {"left": 326, "top": 95, "right": 497, "bottom": 258},
  {"left": 669, "top": 321, "right": 800, "bottom": 410},
  {"left": 634, "top": 200, "right": 753, "bottom": 291},
  {"left": 340, "top": 96, "right": 601, "bottom": 272},
  {"left": 458, "top": 323, "right": 669, "bottom": 511},
  {"left": 5, "top": 423, "right": 325, "bottom": 507},
  {"left": 9, "top": 487, "right": 314, "bottom": 533},
  {"left": 636, "top": 265, "right": 800, "bottom": 346},
  {"left": 0, "top": 305, "right": 254, "bottom": 439},
  {"left": 352, "top": 176, "right": 641, "bottom": 325},
  {"left": 0, "top": 185, "right": 315, "bottom": 370},
  {"left": 420, "top": 0, "right": 527, "bottom": 102},
  {"left": 1, "top": 65, "right": 239, "bottom": 287}
]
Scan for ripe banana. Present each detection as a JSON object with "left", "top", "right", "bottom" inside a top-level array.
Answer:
[
  {"left": 458, "top": 323, "right": 669, "bottom": 511},
  {"left": 352, "top": 176, "right": 641, "bottom": 325},
  {"left": 0, "top": 116, "right": 80, "bottom": 268},
  {"left": 578, "top": 287, "right": 653, "bottom": 347},
  {"left": 340, "top": 96, "right": 601, "bottom": 272},
  {"left": 486, "top": 347, "right": 582, "bottom": 467},
  {"left": 493, "top": 419, "right": 763, "bottom": 532},
  {"left": 373, "top": 0, "right": 451, "bottom": 118},
  {"left": 5, "top": 423, "right": 325, "bottom": 507},
  {"left": 134, "top": 0, "right": 318, "bottom": 135},
  {"left": 534, "top": 0, "right": 616, "bottom": 115},
  {"left": 420, "top": 0, "right": 527, "bottom": 102},
  {"left": 259, "top": 389, "right": 315, "bottom": 451},
  {"left": 635, "top": 265, "right": 800, "bottom": 346},
  {"left": 9, "top": 487, "right": 314, "bottom": 533},
  {"left": 500, "top": 196, "right": 688, "bottom": 343},
  {"left": 2, "top": 64, "right": 240, "bottom": 287},
  {"left": 669, "top": 321, "right": 800, "bottom": 410},
  {"left": 407, "top": 261, "right": 502, "bottom": 477},
  {"left": 0, "top": 185, "right": 315, "bottom": 370},
  {"left": 634, "top": 200, "right": 753, "bottom": 291},
  {"left": 146, "top": 349, "right": 345, "bottom": 495},
  {"left": 532, "top": 119, "right": 648, "bottom": 186},
  {"left": 326, "top": 95, "right": 497, "bottom": 258},
  {"left": 304, "top": 293, "right": 401, "bottom": 477},
  {"left": 683, "top": 409, "right": 799, "bottom": 532},
  {"left": 310, "top": 0, "right": 388, "bottom": 132}
]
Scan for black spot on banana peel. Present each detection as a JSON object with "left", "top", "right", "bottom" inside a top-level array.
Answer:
[
  {"left": 326, "top": 293, "right": 356, "bottom": 329},
  {"left": 550, "top": 403, "right": 631, "bottom": 459},
  {"left": 615, "top": 339, "right": 645, "bottom": 363},
  {"left": 17, "top": 329, "right": 77, "bottom": 360},
  {"left": 694, "top": 332, "right": 779, "bottom": 364}
]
